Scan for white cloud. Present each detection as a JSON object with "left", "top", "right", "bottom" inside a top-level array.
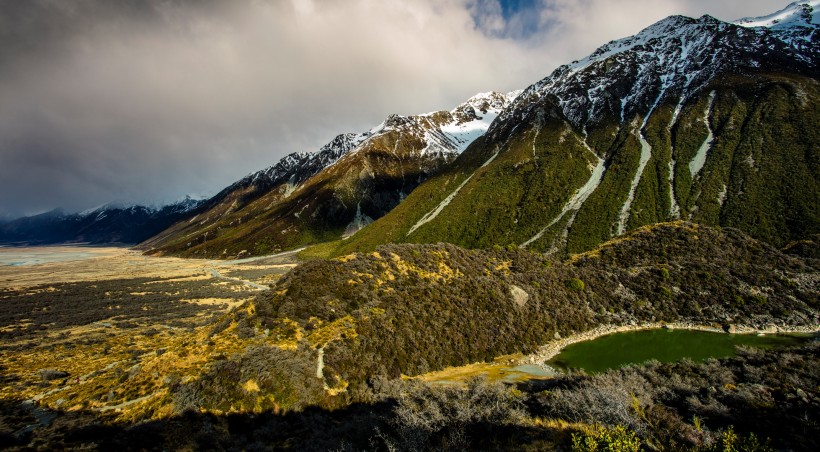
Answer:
[{"left": 0, "top": 0, "right": 791, "bottom": 216}]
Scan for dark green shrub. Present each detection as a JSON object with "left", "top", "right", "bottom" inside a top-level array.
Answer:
[{"left": 566, "top": 278, "right": 585, "bottom": 292}]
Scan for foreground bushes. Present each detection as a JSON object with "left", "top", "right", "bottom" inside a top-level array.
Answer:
[
  {"left": 3, "top": 343, "right": 817, "bottom": 450},
  {"left": 172, "top": 343, "right": 324, "bottom": 414}
]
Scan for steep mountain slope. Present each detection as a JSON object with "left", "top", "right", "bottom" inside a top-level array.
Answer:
[
  {"left": 338, "top": 2, "right": 819, "bottom": 256},
  {"left": 0, "top": 197, "right": 203, "bottom": 245},
  {"left": 139, "top": 92, "right": 518, "bottom": 258}
]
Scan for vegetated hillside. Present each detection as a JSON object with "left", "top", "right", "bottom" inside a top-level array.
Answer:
[
  {"left": 0, "top": 197, "right": 203, "bottom": 245},
  {"left": 5, "top": 343, "right": 819, "bottom": 450},
  {"left": 250, "top": 222, "right": 818, "bottom": 401},
  {"left": 5, "top": 226, "right": 817, "bottom": 450},
  {"left": 138, "top": 92, "right": 518, "bottom": 259},
  {"left": 336, "top": 5, "right": 819, "bottom": 258}
]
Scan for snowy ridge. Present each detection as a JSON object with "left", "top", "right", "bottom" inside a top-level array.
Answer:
[
  {"left": 235, "top": 91, "right": 519, "bottom": 200},
  {"left": 407, "top": 91, "right": 520, "bottom": 155},
  {"left": 1, "top": 194, "right": 209, "bottom": 246},
  {"left": 736, "top": 1, "right": 819, "bottom": 51},
  {"left": 78, "top": 200, "right": 154, "bottom": 216},
  {"left": 240, "top": 132, "right": 371, "bottom": 192},
  {"left": 735, "top": 1, "right": 819, "bottom": 30},
  {"left": 494, "top": 5, "right": 818, "bottom": 137},
  {"left": 77, "top": 195, "right": 204, "bottom": 218},
  {"left": 434, "top": 91, "right": 521, "bottom": 152}
]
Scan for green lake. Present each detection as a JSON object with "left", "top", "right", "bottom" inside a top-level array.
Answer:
[{"left": 547, "top": 329, "right": 812, "bottom": 374}]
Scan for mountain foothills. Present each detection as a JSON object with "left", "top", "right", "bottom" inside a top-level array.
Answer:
[
  {"left": 137, "top": 92, "right": 518, "bottom": 258},
  {"left": 330, "top": 1, "right": 819, "bottom": 257},
  {"left": 0, "top": 197, "right": 203, "bottom": 245},
  {"left": 255, "top": 223, "right": 818, "bottom": 390},
  {"left": 5, "top": 223, "right": 818, "bottom": 449}
]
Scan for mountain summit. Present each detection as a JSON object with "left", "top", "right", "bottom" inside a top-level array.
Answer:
[
  {"left": 138, "top": 91, "right": 519, "bottom": 258},
  {"left": 337, "top": 2, "right": 818, "bottom": 256}
]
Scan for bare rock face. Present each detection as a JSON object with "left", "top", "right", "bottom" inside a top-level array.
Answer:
[
  {"left": 38, "top": 369, "right": 69, "bottom": 381},
  {"left": 510, "top": 285, "right": 529, "bottom": 307}
]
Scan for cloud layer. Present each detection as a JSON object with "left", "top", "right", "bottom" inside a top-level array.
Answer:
[{"left": 0, "top": 0, "right": 784, "bottom": 216}]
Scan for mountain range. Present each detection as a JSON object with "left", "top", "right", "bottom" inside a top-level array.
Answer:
[
  {"left": 2, "top": 2, "right": 817, "bottom": 260},
  {"left": 136, "top": 91, "right": 519, "bottom": 257},
  {"left": 3, "top": 3, "right": 820, "bottom": 450},
  {"left": 334, "top": 1, "right": 819, "bottom": 257},
  {"left": 0, "top": 197, "right": 203, "bottom": 246}
]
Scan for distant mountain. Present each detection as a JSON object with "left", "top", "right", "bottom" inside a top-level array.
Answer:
[
  {"left": 0, "top": 197, "right": 204, "bottom": 245},
  {"left": 138, "top": 92, "right": 519, "bottom": 258},
  {"left": 337, "top": 1, "right": 819, "bottom": 257}
]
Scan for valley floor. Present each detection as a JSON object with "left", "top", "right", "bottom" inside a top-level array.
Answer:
[
  {"left": 0, "top": 245, "right": 300, "bottom": 290},
  {"left": 1, "top": 233, "right": 817, "bottom": 450},
  {"left": 0, "top": 246, "right": 299, "bottom": 439}
]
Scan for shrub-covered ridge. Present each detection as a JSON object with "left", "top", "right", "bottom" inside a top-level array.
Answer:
[{"left": 255, "top": 222, "right": 819, "bottom": 398}]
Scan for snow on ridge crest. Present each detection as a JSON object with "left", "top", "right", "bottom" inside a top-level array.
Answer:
[
  {"left": 735, "top": 1, "right": 819, "bottom": 29},
  {"left": 236, "top": 91, "right": 519, "bottom": 194},
  {"left": 496, "top": 4, "right": 818, "bottom": 134}
]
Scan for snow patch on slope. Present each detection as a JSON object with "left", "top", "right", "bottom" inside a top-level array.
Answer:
[
  {"left": 521, "top": 146, "right": 607, "bottom": 248},
  {"left": 616, "top": 127, "right": 653, "bottom": 236},
  {"left": 344, "top": 202, "right": 374, "bottom": 238},
  {"left": 439, "top": 110, "right": 500, "bottom": 152},
  {"left": 407, "top": 148, "right": 501, "bottom": 237},
  {"left": 689, "top": 91, "right": 716, "bottom": 178},
  {"left": 667, "top": 159, "right": 681, "bottom": 219},
  {"left": 423, "top": 91, "right": 521, "bottom": 154}
]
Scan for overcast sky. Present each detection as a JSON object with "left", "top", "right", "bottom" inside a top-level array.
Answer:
[{"left": 0, "top": 0, "right": 787, "bottom": 217}]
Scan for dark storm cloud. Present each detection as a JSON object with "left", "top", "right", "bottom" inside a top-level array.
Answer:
[{"left": 0, "top": 0, "right": 784, "bottom": 216}]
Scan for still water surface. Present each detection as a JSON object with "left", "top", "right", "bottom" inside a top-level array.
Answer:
[{"left": 548, "top": 329, "right": 811, "bottom": 374}]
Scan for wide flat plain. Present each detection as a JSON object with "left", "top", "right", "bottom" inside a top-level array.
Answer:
[
  {"left": 0, "top": 246, "right": 298, "bottom": 421},
  {"left": 0, "top": 245, "right": 299, "bottom": 290}
]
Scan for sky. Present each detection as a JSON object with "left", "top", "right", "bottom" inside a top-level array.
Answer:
[{"left": 0, "top": 0, "right": 789, "bottom": 217}]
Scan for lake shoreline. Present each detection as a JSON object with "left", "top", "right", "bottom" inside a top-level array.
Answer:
[{"left": 524, "top": 321, "right": 820, "bottom": 367}]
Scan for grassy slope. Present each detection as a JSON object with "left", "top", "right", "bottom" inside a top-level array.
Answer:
[
  {"left": 327, "top": 73, "right": 818, "bottom": 258},
  {"left": 144, "top": 131, "right": 451, "bottom": 258}
]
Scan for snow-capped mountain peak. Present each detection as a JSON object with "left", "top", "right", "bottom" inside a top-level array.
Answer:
[
  {"left": 301, "top": 91, "right": 520, "bottom": 162},
  {"left": 457, "top": 90, "right": 522, "bottom": 114},
  {"left": 735, "top": 1, "right": 819, "bottom": 29},
  {"left": 495, "top": 5, "right": 818, "bottom": 135},
  {"left": 78, "top": 200, "right": 147, "bottom": 216},
  {"left": 431, "top": 90, "right": 521, "bottom": 153}
]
